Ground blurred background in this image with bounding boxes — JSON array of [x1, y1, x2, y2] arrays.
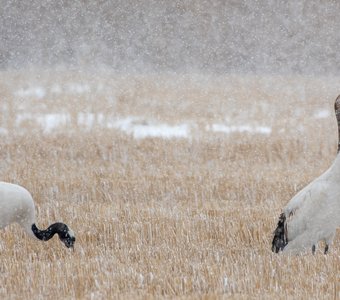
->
[[1, 0, 340, 75], [1, 0, 340, 141]]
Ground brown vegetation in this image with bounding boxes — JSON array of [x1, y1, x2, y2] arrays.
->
[[0, 71, 339, 299]]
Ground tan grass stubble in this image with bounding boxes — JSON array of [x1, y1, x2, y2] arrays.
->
[[0, 74, 339, 299], [0, 131, 338, 299]]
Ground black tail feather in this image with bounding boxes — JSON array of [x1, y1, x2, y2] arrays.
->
[[272, 213, 287, 253]]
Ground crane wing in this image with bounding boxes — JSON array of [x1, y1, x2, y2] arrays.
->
[[284, 178, 329, 242]]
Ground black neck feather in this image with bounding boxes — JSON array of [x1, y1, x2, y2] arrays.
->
[[334, 95, 340, 153], [272, 213, 287, 253], [31, 223, 68, 241]]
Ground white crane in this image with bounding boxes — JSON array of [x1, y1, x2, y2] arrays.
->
[[272, 96, 340, 254], [0, 182, 75, 249]]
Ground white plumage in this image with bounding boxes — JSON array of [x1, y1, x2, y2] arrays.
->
[[283, 156, 340, 253], [272, 96, 340, 254], [0, 181, 75, 249], [0, 182, 36, 235]]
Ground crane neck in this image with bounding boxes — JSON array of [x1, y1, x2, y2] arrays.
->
[[335, 95, 340, 153], [31, 223, 67, 241]]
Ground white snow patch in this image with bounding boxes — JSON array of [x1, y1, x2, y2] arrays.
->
[[132, 123, 189, 139], [112, 117, 189, 139], [50, 84, 62, 94], [66, 83, 91, 94], [209, 124, 272, 135], [16, 113, 70, 133], [0, 127, 8, 135], [14, 87, 46, 99], [77, 112, 96, 128], [77, 113, 106, 129], [36, 114, 70, 133], [314, 109, 330, 119], [14, 83, 92, 98], [12, 112, 274, 139]]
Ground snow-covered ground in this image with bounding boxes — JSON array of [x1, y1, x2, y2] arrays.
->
[[12, 112, 273, 139], [208, 124, 272, 135], [8, 84, 330, 139], [110, 117, 190, 139], [14, 84, 92, 98]]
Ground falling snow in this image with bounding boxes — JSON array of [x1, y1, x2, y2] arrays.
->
[[0, 1, 340, 299]]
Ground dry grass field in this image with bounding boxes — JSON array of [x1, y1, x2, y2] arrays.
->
[[0, 70, 339, 299]]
